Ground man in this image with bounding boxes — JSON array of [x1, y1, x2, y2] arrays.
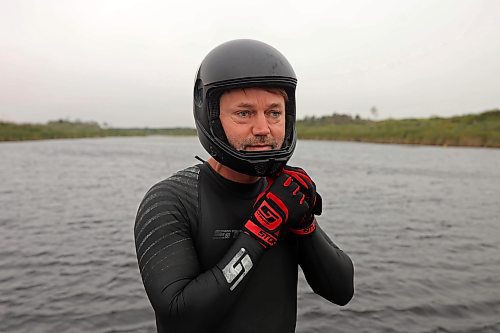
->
[[134, 39, 354, 333]]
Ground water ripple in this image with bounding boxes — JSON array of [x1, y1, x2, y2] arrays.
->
[[1, 137, 500, 332]]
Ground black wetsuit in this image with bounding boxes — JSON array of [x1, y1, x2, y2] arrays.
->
[[134, 162, 354, 333]]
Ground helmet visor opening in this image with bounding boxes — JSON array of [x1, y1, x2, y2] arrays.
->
[[207, 87, 295, 155]]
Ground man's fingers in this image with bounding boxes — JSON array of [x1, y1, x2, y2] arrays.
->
[[283, 169, 309, 188]]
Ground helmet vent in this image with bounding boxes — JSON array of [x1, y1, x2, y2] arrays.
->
[[194, 79, 204, 107], [254, 163, 267, 176]]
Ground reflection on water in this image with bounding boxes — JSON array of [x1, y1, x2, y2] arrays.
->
[[1, 137, 499, 332]]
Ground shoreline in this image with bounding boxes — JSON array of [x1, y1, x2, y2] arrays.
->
[[1, 109, 499, 148], [1, 135, 498, 149]]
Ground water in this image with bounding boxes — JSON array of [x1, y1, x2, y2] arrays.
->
[[1, 137, 499, 333]]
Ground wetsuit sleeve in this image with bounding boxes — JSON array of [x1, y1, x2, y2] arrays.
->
[[134, 169, 265, 332], [297, 221, 354, 306]]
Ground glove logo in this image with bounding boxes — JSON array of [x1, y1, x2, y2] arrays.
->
[[222, 248, 253, 291], [254, 200, 281, 231]]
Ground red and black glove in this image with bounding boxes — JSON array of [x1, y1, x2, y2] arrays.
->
[[243, 173, 309, 248], [281, 165, 322, 235]]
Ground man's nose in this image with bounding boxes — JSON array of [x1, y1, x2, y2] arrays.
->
[[251, 112, 271, 136]]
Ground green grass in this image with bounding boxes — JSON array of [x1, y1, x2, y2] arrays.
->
[[1, 110, 499, 147], [296, 109, 500, 148], [0, 120, 196, 142]]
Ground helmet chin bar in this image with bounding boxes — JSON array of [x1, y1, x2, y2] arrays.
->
[[196, 118, 295, 176], [211, 115, 296, 176]]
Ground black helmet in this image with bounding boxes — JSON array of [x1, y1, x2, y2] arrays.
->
[[193, 39, 297, 176]]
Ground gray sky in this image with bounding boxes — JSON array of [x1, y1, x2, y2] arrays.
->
[[1, 0, 499, 128]]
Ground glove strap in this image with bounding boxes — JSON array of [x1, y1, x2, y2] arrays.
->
[[289, 218, 317, 236], [244, 220, 278, 248]]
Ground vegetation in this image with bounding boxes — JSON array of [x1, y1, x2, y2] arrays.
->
[[296, 109, 500, 148], [0, 119, 196, 141], [1, 110, 499, 148]]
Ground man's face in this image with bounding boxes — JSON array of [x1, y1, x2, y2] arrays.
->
[[219, 88, 286, 152]]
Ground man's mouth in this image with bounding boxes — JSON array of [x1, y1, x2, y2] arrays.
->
[[244, 145, 274, 151]]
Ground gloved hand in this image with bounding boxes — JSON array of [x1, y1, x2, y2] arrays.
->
[[243, 173, 309, 248], [281, 165, 322, 235]]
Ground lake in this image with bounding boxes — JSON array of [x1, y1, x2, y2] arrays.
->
[[1, 137, 499, 333]]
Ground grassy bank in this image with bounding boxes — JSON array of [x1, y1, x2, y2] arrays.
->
[[0, 120, 196, 142], [1, 110, 499, 147], [296, 109, 500, 148]]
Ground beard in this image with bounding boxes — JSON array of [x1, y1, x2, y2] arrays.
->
[[227, 135, 284, 151]]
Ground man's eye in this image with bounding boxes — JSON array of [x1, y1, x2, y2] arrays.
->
[[269, 110, 282, 118], [237, 111, 250, 117]]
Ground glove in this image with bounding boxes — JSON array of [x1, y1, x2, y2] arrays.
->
[[281, 165, 322, 235], [243, 173, 309, 248]]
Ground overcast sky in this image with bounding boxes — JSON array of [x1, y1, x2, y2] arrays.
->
[[1, 0, 499, 128]]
